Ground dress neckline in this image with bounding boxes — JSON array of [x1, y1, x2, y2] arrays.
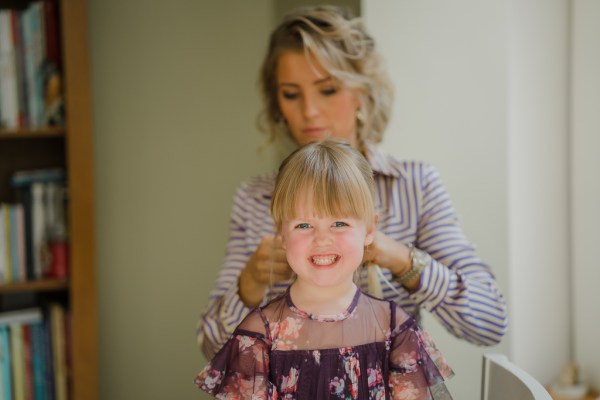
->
[[285, 286, 361, 322]]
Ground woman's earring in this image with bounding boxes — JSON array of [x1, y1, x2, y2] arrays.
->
[[356, 108, 365, 124]]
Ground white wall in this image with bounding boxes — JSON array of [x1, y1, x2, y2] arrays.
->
[[571, 0, 600, 390], [363, 2, 509, 399], [507, 0, 571, 384], [367, 0, 600, 396]]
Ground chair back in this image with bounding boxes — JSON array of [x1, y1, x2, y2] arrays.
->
[[482, 353, 553, 400]]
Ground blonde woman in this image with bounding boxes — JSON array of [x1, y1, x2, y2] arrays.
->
[[197, 6, 507, 359]]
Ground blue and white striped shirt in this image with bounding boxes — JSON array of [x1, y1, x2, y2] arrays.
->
[[197, 146, 508, 358]]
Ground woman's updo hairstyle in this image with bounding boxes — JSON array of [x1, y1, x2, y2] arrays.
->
[[259, 6, 394, 152]]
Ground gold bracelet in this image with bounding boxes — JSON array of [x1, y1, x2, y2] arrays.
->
[[398, 244, 429, 285]]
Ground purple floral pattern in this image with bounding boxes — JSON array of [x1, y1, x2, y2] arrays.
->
[[195, 289, 453, 399]]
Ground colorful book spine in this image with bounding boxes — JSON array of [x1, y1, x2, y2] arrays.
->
[[1, 204, 12, 283], [0, 206, 6, 283], [22, 325, 34, 400], [16, 205, 27, 282], [31, 182, 45, 279], [10, 324, 25, 400], [41, 315, 55, 400], [0, 10, 19, 129], [50, 303, 67, 400], [0, 326, 13, 400], [30, 322, 47, 400]]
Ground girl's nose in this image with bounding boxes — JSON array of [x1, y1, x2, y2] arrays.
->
[[313, 230, 332, 246]]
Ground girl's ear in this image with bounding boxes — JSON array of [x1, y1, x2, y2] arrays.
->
[[364, 213, 379, 246]]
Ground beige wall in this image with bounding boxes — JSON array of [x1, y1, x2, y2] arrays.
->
[[89, 1, 364, 399], [89, 1, 277, 399]]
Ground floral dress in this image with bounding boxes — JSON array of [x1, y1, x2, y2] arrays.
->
[[195, 288, 454, 399]]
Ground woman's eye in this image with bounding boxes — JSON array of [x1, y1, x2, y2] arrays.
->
[[333, 221, 348, 227], [321, 87, 337, 96], [282, 91, 299, 100]]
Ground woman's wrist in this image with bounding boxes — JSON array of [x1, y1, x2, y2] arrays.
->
[[386, 245, 412, 277], [396, 244, 429, 289]]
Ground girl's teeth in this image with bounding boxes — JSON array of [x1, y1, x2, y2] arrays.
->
[[312, 256, 337, 265]]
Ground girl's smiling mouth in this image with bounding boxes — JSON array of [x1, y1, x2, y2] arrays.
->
[[310, 254, 339, 266]]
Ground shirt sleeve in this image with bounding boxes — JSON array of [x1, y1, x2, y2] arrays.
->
[[408, 163, 508, 346], [194, 328, 272, 399], [388, 310, 454, 400], [196, 181, 262, 359]]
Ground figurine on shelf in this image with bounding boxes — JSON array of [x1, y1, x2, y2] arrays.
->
[[549, 361, 590, 400], [42, 61, 65, 127]]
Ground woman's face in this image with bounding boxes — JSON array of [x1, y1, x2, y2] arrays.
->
[[276, 51, 360, 148]]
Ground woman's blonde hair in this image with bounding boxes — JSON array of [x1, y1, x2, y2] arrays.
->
[[259, 5, 394, 151], [271, 139, 375, 232]]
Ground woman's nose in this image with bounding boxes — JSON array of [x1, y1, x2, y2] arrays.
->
[[302, 96, 319, 118]]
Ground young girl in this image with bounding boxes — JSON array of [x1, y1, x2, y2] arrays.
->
[[194, 139, 454, 399]]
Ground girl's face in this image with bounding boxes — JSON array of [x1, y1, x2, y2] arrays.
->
[[276, 51, 361, 148], [280, 191, 375, 290]]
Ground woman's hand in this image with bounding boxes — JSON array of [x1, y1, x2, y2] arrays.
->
[[239, 235, 292, 308], [364, 231, 412, 277]]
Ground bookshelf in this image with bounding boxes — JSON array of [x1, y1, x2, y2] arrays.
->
[[0, 0, 97, 399]]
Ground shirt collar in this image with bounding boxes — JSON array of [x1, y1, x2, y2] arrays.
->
[[364, 143, 404, 178]]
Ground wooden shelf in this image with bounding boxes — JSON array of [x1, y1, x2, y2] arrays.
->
[[0, 127, 66, 139], [0, 278, 69, 293], [0, 0, 98, 398]]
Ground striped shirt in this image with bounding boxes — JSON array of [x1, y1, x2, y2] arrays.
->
[[197, 146, 508, 358]]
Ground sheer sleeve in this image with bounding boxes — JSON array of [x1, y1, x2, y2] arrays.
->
[[388, 307, 454, 400], [194, 328, 273, 399]]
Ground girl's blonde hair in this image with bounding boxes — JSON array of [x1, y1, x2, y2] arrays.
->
[[259, 5, 394, 152], [271, 139, 375, 231], [271, 139, 387, 296]]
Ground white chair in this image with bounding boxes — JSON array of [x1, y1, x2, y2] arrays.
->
[[482, 353, 553, 400]]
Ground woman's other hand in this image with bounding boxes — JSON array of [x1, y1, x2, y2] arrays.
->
[[364, 231, 414, 282], [239, 235, 292, 307]]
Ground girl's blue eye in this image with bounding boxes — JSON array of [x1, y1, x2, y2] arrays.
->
[[296, 223, 311, 229], [333, 221, 348, 227]]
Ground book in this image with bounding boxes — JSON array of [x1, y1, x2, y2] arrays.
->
[[15, 205, 27, 282], [2, 205, 13, 283], [0, 308, 43, 328], [44, 182, 68, 278], [0, 326, 12, 400], [21, 2, 46, 128], [11, 168, 66, 188], [30, 322, 47, 400], [9, 204, 26, 282], [49, 303, 67, 400], [31, 182, 46, 279], [10, 324, 25, 400], [0, 205, 7, 283], [0, 10, 20, 129], [11, 168, 68, 280], [22, 325, 34, 400], [11, 9, 27, 128], [41, 316, 54, 400]]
